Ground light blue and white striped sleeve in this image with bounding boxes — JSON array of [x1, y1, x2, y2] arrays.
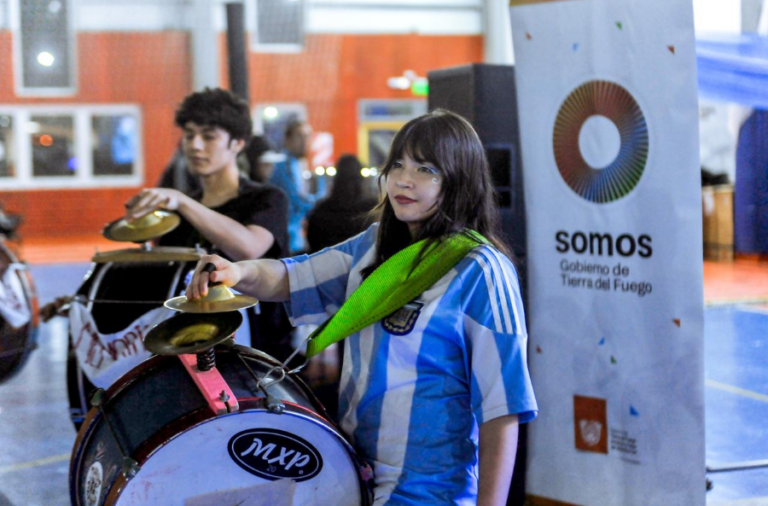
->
[[461, 245, 538, 425], [282, 226, 377, 327]]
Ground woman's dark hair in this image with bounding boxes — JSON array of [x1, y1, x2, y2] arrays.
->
[[361, 109, 511, 278], [174, 88, 253, 142], [243, 135, 272, 182], [329, 154, 365, 201]]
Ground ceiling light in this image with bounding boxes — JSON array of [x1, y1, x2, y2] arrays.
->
[[37, 52, 55, 67]]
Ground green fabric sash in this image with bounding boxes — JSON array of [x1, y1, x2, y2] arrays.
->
[[305, 231, 488, 357]]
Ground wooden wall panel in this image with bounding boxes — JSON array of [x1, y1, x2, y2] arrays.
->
[[2, 31, 481, 240]]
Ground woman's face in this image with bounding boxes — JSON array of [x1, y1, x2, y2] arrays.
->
[[386, 151, 442, 235]]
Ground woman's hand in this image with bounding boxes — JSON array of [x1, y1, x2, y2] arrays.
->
[[124, 188, 184, 220], [186, 254, 243, 299]]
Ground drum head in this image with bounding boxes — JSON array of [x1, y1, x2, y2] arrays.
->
[[117, 408, 365, 506], [70, 351, 371, 506]]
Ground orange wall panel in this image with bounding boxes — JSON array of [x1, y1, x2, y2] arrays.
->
[[236, 34, 483, 156], [3, 31, 481, 240], [0, 31, 192, 239]]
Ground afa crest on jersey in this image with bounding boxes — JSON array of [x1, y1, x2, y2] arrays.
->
[[381, 301, 424, 336]]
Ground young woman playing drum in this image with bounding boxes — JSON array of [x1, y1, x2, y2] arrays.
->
[[187, 109, 538, 505]]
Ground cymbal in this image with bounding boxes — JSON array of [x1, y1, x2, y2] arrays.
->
[[164, 284, 258, 314], [144, 311, 243, 356], [102, 211, 181, 242]]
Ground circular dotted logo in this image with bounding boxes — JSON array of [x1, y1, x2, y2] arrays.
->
[[553, 80, 649, 203]]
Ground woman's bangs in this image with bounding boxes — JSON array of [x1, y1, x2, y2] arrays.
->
[[402, 121, 442, 168]]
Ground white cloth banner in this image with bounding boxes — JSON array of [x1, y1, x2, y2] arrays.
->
[[70, 302, 252, 389], [70, 302, 172, 388], [509, 1, 705, 505], [0, 264, 31, 329]]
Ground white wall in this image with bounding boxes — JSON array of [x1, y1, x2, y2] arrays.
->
[[693, 0, 741, 34], [0, 0, 482, 34], [306, 0, 482, 34], [0, 1, 757, 36]]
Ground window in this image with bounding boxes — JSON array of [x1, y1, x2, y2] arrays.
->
[[12, 0, 77, 95], [30, 114, 75, 177], [0, 115, 16, 178], [362, 126, 399, 169], [92, 115, 138, 176], [357, 100, 426, 167], [254, 103, 307, 152], [0, 105, 142, 189], [251, 0, 305, 52]]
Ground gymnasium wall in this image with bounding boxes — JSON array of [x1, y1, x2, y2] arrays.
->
[[1, 31, 482, 240], [0, 31, 191, 239]]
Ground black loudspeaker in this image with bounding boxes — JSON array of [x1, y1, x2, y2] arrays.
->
[[428, 63, 528, 506], [427, 64, 526, 272]]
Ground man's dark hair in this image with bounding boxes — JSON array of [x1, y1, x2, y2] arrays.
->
[[175, 88, 253, 141]]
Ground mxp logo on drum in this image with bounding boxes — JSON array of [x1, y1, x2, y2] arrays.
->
[[228, 428, 323, 481]]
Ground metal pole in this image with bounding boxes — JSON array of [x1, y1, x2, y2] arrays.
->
[[225, 2, 250, 102]]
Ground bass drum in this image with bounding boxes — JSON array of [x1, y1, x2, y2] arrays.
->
[[0, 236, 39, 383], [67, 247, 201, 429], [70, 345, 373, 505]]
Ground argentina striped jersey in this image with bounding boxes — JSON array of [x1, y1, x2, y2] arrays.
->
[[283, 224, 537, 505]]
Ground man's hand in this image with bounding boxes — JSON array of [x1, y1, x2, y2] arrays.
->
[[124, 188, 184, 220], [39, 295, 73, 322]]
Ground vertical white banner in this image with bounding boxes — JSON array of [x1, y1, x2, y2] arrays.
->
[[509, 1, 705, 505]]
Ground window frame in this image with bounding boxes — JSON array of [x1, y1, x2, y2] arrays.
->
[[10, 0, 78, 97], [0, 104, 144, 190], [357, 99, 427, 166], [247, 0, 307, 54]]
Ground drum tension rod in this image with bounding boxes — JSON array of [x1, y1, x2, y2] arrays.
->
[[219, 390, 233, 412], [90, 389, 141, 480], [233, 351, 286, 415]]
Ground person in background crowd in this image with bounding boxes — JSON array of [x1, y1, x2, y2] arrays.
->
[[186, 109, 538, 505], [306, 154, 378, 253], [243, 135, 286, 184], [302, 154, 379, 418], [269, 120, 323, 253], [125, 87, 293, 361]]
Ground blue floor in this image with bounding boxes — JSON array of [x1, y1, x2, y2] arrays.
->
[[704, 306, 768, 506], [1, 264, 767, 505], [0, 263, 90, 506]]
